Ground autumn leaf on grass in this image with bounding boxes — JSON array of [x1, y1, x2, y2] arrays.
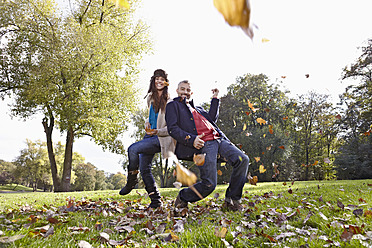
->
[[259, 165, 266, 173], [247, 99, 259, 112], [107, 0, 130, 9], [213, 0, 254, 39], [214, 227, 228, 238], [193, 153, 205, 166], [337, 200, 345, 210], [256, 118, 266, 125], [247, 172, 258, 186]]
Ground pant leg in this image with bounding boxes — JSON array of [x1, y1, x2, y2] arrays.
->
[[138, 137, 161, 203], [217, 138, 249, 201], [127, 134, 160, 172], [179, 140, 218, 203]]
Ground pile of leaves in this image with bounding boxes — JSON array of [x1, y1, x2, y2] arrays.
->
[[0, 181, 371, 247]]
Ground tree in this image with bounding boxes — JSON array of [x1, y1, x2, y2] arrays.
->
[[73, 162, 96, 191], [291, 92, 337, 180], [13, 139, 51, 191], [217, 74, 294, 182], [95, 169, 108, 190], [0, 0, 151, 191], [335, 39, 372, 179], [0, 160, 16, 185], [110, 172, 126, 190]]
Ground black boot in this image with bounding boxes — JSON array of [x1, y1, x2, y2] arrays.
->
[[147, 188, 162, 209], [119, 171, 138, 195]]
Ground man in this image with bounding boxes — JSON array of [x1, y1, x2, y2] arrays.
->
[[165, 80, 249, 211]]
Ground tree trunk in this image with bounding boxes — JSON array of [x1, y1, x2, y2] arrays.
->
[[61, 126, 74, 192], [42, 115, 62, 192]]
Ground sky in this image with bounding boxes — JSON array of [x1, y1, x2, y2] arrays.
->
[[1, 0, 372, 174]]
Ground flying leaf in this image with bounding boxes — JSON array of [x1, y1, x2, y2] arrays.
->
[[259, 165, 266, 173], [175, 161, 197, 186], [233, 120, 236, 127], [243, 123, 247, 131], [278, 145, 285, 149], [264, 108, 270, 112], [272, 163, 280, 178], [164, 81, 169, 87], [305, 74, 310, 78], [269, 129, 273, 134], [256, 118, 266, 125], [261, 38, 270, 43], [266, 144, 273, 150], [245, 111, 250, 116], [254, 157, 260, 162], [313, 161, 318, 166], [281, 76, 287, 79], [217, 170, 223, 176], [107, 0, 130, 9], [283, 116, 289, 120], [335, 114, 341, 119], [247, 99, 259, 112], [324, 157, 331, 164], [213, 0, 253, 38], [193, 153, 206, 166], [247, 172, 258, 185]]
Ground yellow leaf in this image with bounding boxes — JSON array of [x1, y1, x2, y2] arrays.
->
[[254, 157, 260, 162], [262, 38, 270, 43], [243, 123, 247, 131], [221, 162, 226, 167], [247, 172, 258, 186], [175, 161, 197, 186], [256, 118, 267, 125], [247, 99, 259, 112], [233, 120, 236, 127], [107, 0, 130, 9], [214, 227, 227, 238], [259, 164, 266, 173], [263, 134, 266, 138], [213, 0, 253, 38]]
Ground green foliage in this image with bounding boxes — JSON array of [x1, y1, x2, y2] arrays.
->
[[0, 0, 151, 191], [217, 74, 294, 182], [335, 39, 372, 179]]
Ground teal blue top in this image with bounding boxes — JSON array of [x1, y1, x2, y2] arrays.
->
[[148, 103, 158, 129]]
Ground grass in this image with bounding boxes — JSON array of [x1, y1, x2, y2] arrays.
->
[[0, 184, 36, 192], [0, 179, 371, 247]]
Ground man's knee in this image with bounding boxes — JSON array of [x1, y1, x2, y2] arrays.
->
[[202, 181, 217, 195]]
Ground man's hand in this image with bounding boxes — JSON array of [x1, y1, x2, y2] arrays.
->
[[212, 88, 219, 98], [193, 133, 205, 149]]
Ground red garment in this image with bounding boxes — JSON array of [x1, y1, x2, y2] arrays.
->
[[190, 107, 219, 141]]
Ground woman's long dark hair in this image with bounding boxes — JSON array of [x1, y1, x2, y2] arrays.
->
[[145, 69, 169, 113]]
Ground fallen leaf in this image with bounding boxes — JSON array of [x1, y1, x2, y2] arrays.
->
[[214, 227, 228, 238], [78, 240, 92, 248], [0, 235, 26, 243], [341, 229, 353, 242]]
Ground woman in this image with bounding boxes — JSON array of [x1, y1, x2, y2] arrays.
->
[[119, 69, 175, 209]]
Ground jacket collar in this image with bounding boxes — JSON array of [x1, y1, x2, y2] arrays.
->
[[173, 97, 195, 108]]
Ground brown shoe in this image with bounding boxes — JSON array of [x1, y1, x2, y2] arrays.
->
[[174, 194, 188, 209], [222, 199, 243, 212]]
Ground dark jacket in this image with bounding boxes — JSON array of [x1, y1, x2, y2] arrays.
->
[[165, 96, 228, 160]]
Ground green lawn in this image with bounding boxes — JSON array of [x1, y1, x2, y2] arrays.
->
[[0, 184, 36, 192], [0, 180, 371, 247]]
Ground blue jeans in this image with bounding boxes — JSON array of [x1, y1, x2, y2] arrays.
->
[[179, 138, 249, 203], [127, 134, 161, 202]]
